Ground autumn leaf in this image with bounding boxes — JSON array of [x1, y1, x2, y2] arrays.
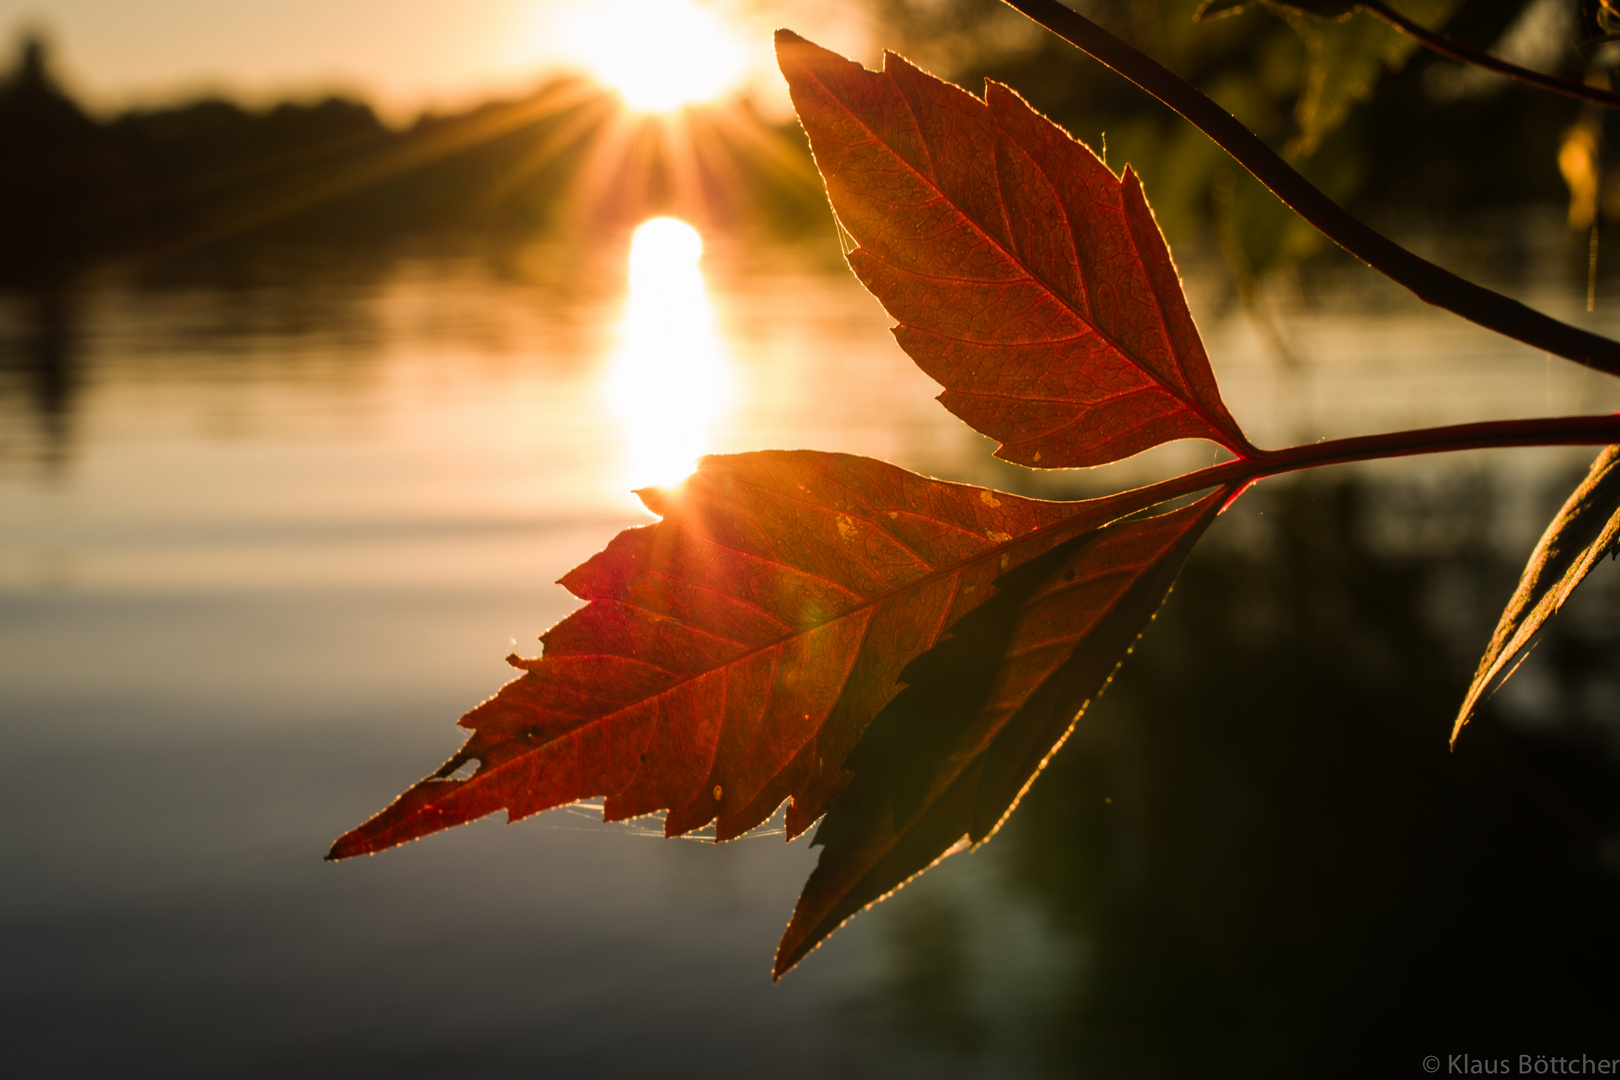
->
[[329, 451, 1199, 860], [776, 31, 1255, 469], [1453, 444, 1620, 741], [775, 489, 1229, 977]]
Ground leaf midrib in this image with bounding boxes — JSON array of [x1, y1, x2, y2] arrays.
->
[[431, 487, 1109, 826]]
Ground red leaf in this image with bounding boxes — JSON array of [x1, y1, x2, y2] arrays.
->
[[774, 489, 1228, 977], [776, 31, 1253, 469], [329, 451, 1175, 860]]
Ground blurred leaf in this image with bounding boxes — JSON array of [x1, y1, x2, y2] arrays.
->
[[776, 490, 1228, 977], [1454, 445, 1620, 740], [776, 30, 1255, 468], [1194, 0, 1455, 156], [1283, 0, 1461, 153]]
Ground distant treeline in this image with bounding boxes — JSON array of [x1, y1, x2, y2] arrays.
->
[[0, 37, 826, 288], [3, 0, 1597, 291]]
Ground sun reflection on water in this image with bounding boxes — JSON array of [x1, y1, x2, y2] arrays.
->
[[605, 217, 730, 502]]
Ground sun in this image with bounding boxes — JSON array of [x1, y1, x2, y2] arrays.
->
[[555, 0, 751, 113]]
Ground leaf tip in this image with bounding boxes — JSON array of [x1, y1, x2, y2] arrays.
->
[[633, 485, 671, 517], [772, 933, 816, 981], [773, 28, 820, 74], [325, 831, 366, 862], [1448, 710, 1472, 750]]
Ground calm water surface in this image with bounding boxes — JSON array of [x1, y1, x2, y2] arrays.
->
[[4, 215, 1620, 1076]]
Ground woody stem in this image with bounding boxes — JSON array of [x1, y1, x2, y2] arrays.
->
[[1106, 415, 1620, 516]]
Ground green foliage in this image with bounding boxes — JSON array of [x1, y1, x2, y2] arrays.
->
[[1279, 0, 1462, 153]]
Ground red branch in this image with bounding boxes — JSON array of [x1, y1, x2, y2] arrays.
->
[[1080, 415, 1620, 524]]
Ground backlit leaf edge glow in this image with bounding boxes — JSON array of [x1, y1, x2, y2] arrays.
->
[[330, 30, 1620, 978], [1451, 445, 1620, 741]]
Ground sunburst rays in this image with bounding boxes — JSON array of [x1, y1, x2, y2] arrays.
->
[[126, 69, 818, 268]]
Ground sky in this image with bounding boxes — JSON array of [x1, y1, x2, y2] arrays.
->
[[0, 0, 876, 122]]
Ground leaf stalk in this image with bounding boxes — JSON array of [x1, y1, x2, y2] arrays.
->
[[1088, 415, 1620, 523]]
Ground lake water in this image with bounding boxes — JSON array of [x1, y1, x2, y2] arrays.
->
[[4, 214, 1620, 1076]]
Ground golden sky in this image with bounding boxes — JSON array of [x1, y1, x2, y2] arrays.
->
[[1, 0, 875, 121]]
